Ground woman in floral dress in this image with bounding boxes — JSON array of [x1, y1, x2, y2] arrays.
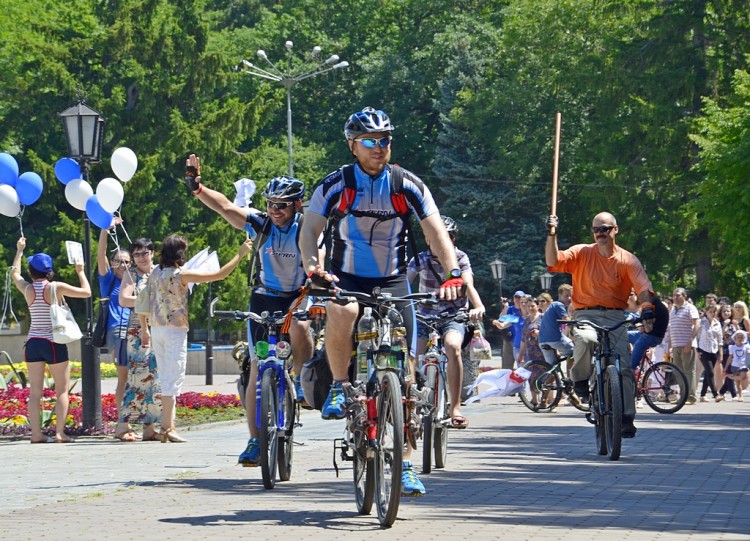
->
[[517, 297, 544, 365], [114, 238, 161, 442]]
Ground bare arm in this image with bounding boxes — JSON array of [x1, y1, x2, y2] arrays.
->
[[55, 262, 92, 298], [119, 269, 137, 308], [421, 213, 459, 274], [462, 272, 485, 321], [300, 212, 329, 274], [194, 185, 252, 231], [11, 238, 31, 299], [545, 214, 560, 266], [179, 239, 253, 285]]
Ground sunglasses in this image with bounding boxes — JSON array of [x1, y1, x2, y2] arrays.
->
[[591, 225, 615, 234], [267, 200, 294, 210], [113, 259, 131, 266], [357, 137, 392, 149]]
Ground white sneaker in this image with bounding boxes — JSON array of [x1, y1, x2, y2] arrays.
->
[[700, 396, 709, 402], [635, 398, 645, 409]]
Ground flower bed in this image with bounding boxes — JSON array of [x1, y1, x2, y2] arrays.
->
[[0, 384, 242, 437], [0, 361, 120, 380]]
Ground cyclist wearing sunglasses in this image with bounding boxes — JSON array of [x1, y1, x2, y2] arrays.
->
[[184, 154, 319, 466], [545, 212, 654, 438], [299, 107, 464, 496]]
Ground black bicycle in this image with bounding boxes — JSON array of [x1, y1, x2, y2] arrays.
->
[[563, 317, 634, 461], [415, 311, 469, 473], [519, 347, 590, 414]]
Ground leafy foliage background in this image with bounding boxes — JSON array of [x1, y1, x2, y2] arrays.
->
[[1, 0, 749, 333]]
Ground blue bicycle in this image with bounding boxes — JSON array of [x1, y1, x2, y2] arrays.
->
[[212, 307, 298, 489]]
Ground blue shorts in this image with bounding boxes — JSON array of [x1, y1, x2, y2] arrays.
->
[[105, 326, 129, 367], [25, 338, 69, 364], [416, 319, 465, 342]]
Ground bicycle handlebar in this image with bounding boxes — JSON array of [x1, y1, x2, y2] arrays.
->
[[558, 316, 642, 333], [310, 287, 437, 307], [212, 309, 309, 326]]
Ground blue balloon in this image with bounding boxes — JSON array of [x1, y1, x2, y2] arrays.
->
[[54, 158, 81, 185], [16, 172, 44, 205], [0, 153, 19, 187], [85, 195, 114, 229]]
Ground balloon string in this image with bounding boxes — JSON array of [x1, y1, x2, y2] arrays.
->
[[17, 206, 24, 238], [116, 210, 133, 246]]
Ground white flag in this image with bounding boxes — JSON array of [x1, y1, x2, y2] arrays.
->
[[233, 178, 257, 208]]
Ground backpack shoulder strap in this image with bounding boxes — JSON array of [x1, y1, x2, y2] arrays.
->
[[389, 164, 420, 269], [319, 165, 357, 249], [247, 216, 272, 288]]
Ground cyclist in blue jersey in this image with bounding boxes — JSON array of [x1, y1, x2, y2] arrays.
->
[[184, 154, 317, 466], [299, 107, 465, 496]]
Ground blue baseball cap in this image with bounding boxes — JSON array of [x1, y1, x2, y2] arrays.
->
[[513, 290, 525, 297], [27, 253, 53, 274]]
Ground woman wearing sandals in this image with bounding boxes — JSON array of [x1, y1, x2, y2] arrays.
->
[[113, 238, 162, 442], [137, 234, 253, 443], [10, 237, 91, 443]]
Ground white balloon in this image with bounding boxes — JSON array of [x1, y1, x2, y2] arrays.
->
[[0, 184, 20, 217], [111, 147, 138, 183], [65, 179, 94, 211], [96, 177, 125, 213]]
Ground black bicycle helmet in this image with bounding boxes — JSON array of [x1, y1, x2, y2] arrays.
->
[[343, 107, 395, 140], [441, 215, 458, 234], [261, 175, 305, 201]]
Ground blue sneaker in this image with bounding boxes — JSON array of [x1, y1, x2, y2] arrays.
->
[[238, 437, 260, 467], [401, 461, 426, 496], [294, 376, 308, 406], [321, 382, 346, 420]]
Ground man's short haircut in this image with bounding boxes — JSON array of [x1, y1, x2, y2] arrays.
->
[[558, 283, 573, 295]]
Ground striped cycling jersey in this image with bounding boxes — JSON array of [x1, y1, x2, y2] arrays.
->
[[307, 163, 438, 278], [244, 211, 306, 295], [28, 281, 53, 340]]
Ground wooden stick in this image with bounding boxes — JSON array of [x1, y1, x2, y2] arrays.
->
[[550, 112, 562, 235]]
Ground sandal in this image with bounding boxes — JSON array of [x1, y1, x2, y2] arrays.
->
[[31, 436, 54, 444], [55, 434, 73, 443], [450, 416, 469, 429], [115, 430, 139, 442], [142, 431, 161, 441]]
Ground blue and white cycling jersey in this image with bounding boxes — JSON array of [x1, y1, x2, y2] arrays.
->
[[244, 211, 306, 295], [307, 163, 438, 278]]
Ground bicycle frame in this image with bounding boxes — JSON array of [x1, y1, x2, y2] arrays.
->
[[255, 322, 290, 430]]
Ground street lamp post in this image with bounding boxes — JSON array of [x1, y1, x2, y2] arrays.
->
[[539, 271, 554, 293], [239, 41, 348, 176], [490, 258, 507, 300], [59, 100, 105, 430]]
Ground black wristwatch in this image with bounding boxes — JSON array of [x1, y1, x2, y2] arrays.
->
[[448, 268, 461, 279]]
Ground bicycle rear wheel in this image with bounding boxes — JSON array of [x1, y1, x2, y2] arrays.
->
[[259, 369, 279, 489], [421, 414, 433, 474], [604, 365, 622, 461], [375, 371, 403, 528], [277, 371, 296, 482], [642, 362, 689, 414], [519, 361, 561, 413], [353, 425, 375, 515], [591, 377, 607, 456]]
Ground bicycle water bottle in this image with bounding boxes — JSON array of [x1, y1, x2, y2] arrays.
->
[[356, 307, 376, 381]]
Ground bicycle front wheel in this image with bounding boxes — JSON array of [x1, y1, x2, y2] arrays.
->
[[277, 371, 296, 482], [259, 369, 279, 489], [353, 425, 375, 515], [519, 361, 561, 413], [375, 371, 404, 528], [642, 362, 689, 414], [604, 365, 623, 461], [433, 364, 449, 469]]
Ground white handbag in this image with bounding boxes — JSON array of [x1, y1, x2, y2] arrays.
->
[[49, 282, 83, 344]]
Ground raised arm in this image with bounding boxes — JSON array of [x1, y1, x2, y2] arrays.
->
[[119, 268, 137, 308], [55, 261, 92, 298], [179, 239, 253, 285], [11, 238, 31, 297], [545, 215, 560, 267]]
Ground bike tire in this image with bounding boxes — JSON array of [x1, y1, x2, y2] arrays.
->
[[519, 361, 561, 413], [433, 364, 449, 469], [277, 371, 295, 482], [604, 365, 622, 461], [421, 414, 433, 474], [591, 377, 608, 456], [375, 371, 404, 528], [353, 427, 375, 515], [259, 369, 279, 489], [642, 362, 689, 414]]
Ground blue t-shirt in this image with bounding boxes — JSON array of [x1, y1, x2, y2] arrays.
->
[[506, 305, 524, 348], [539, 300, 569, 343], [244, 212, 306, 295], [98, 270, 130, 332], [307, 163, 438, 277]]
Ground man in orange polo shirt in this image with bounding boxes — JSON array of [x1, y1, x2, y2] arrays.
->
[[545, 212, 654, 438]]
